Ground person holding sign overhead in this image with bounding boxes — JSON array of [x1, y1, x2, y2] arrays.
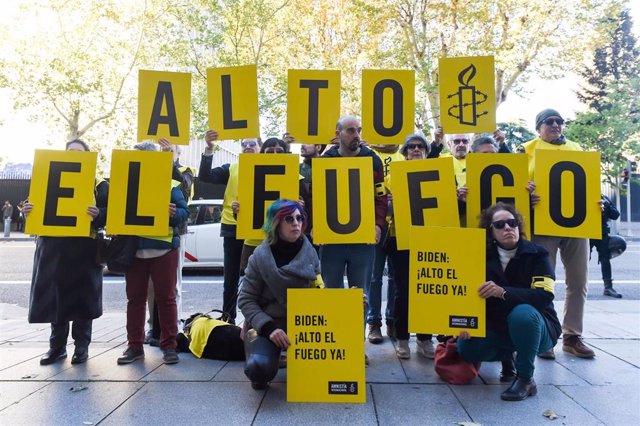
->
[[199, 130, 261, 324], [117, 142, 189, 366], [238, 199, 322, 390], [26, 139, 108, 366], [517, 108, 594, 359], [457, 202, 560, 401]]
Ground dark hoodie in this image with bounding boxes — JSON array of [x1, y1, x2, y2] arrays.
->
[[321, 145, 388, 229]]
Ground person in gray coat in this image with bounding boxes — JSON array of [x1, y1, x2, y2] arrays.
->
[[238, 199, 322, 390]]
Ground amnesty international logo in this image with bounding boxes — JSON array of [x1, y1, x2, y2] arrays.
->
[[439, 56, 496, 133]]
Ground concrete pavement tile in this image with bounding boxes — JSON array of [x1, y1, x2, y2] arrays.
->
[[100, 382, 263, 425], [554, 343, 640, 386], [211, 360, 251, 382], [254, 382, 375, 424], [144, 351, 227, 381], [0, 381, 51, 410], [0, 381, 144, 425], [588, 339, 640, 367], [47, 344, 165, 382], [559, 384, 640, 425], [480, 352, 588, 386], [0, 341, 54, 371], [452, 384, 603, 425], [364, 340, 407, 383], [0, 343, 73, 381], [1, 323, 50, 342], [584, 313, 640, 339], [372, 383, 472, 425]]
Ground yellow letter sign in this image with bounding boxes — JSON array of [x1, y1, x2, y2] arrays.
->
[[26, 150, 97, 237], [137, 70, 191, 144], [106, 150, 173, 236], [287, 288, 365, 403]]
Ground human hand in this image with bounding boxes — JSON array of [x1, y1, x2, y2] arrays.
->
[[283, 133, 295, 144], [375, 225, 382, 244], [458, 330, 471, 340], [493, 129, 506, 146], [204, 130, 219, 148], [22, 202, 33, 217], [456, 187, 468, 202], [158, 138, 172, 152], [269, 328, 290, 349], [232, 201, 240, 215], [87, 206, 99, 220], [478, 280, 506, 299], [434, 126, 443, 145], [169, 203, 176, 217], [525, 180, 536, 194]]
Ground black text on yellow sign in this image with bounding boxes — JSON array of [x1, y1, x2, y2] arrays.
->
[[236, 154, 300, 240], [207, 65, 260, 140], [26, 150, 97, 237], [409, 226, 486, 337], [534, 150, 601, 239], [287, 70, 341, 144], [439, 56, 496, 134], [390, 158, 460, 250], [137, 70, 191, 144], [287, 288, 365, 403], [466, 153, 531, 237], [106, 150, 173, 236], [362, 69, 415, 145], [311, 157, 376, 244]]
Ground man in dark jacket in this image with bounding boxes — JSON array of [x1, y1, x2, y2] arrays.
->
[[319, 116, 388, 290], [590, 195, 622, 298]]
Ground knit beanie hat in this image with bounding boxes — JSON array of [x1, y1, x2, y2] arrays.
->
[[535, 109, 563, 130]]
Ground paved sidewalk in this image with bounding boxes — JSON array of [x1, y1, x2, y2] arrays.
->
[[1, 299, 639, 425]]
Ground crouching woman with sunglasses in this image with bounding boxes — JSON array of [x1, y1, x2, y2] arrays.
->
[[457, 202, 561, 401], [238, 199, 322, 390]]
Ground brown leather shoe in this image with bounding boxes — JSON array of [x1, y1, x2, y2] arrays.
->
[[562, 335, 595, 358], [367, 324, 383, 344], [537, 348, 555, 360]]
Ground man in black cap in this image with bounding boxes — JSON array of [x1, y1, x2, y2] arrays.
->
[[517, 108, 594, 359]]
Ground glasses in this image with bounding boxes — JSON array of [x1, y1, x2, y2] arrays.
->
[[241, 141, 257, 148], [492, 219, 519, 229], [406, 143, 424, 151], [264, 147, 285, 153], [543, 118, 564, 126], [452, 139, 469, 145], [283, 214, 305, 224]]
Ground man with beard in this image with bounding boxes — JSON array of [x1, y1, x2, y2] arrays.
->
[[319, 116, 387, 291], [517, 108, 594, 359]]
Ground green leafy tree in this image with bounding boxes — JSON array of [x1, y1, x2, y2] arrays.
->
[[498, 120, 536, 151]]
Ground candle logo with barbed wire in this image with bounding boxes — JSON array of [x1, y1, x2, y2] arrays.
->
[[447, 64, 488, 126], [439, 56, 496, 133]]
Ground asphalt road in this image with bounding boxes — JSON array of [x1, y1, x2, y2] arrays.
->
[[1, 240, 639, 317]]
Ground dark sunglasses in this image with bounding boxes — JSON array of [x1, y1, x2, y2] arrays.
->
[[492, 219, 519, 229], [283, 214, 305, 224], [453, 139, 469, 145], [241, 141, 257, 148], [406, 143, 424, 151], [543, 118, 564, 126]]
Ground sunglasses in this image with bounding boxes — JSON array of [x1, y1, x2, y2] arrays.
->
[[241, 141, 257, 148], [543, 118, 564, 126], [406, 143, 424, 151], [264, 147, 285, 153], [492, 219, 519, 229], [452, 139, 469, 145], [283, 214, 305, 224]]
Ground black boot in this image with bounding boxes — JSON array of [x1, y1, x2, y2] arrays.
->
[[501, 377, 537, 401], [40, 347, 67, 365], [603, 281, 622, 298], [499, 358, 516, 382]]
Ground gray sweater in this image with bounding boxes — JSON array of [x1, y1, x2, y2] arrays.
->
[[238, 236, 320, 334]]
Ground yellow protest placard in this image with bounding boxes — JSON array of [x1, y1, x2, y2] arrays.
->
[[287, 288, 365, 403], [362, 69, 415, 145], [533, 150, 601, 239], [409, 226, 486, 337], [137, 70, 191, 144], [390, 158, 460, 250], [439, 56, 496, 134], [236, 154, 300, 240], [466, 153, 531, 237], [311, 157, 376, 244], [207, 65, 260, 140], [25, 150, 97, 237], [106, 150, 173, 236], [287, 70, 341, 144]]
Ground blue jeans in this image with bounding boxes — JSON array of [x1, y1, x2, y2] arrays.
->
[[457, 304, 555, 380], [366, 241, 395, 325], [320, 244, 375, 289]]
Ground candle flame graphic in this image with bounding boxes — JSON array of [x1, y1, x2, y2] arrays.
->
[[458, 64, 476, 87]]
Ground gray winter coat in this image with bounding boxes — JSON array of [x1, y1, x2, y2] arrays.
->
[[238, 236, 320, 333]]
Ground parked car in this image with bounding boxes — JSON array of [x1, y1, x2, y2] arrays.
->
[[183, 199, 224, 269]]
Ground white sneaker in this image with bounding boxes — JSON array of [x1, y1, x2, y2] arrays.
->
[[416, 339, 435, 359], [395, 339, 410, 359]]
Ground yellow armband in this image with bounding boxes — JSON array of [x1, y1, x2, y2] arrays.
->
[[531, 276, 555, 294]]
